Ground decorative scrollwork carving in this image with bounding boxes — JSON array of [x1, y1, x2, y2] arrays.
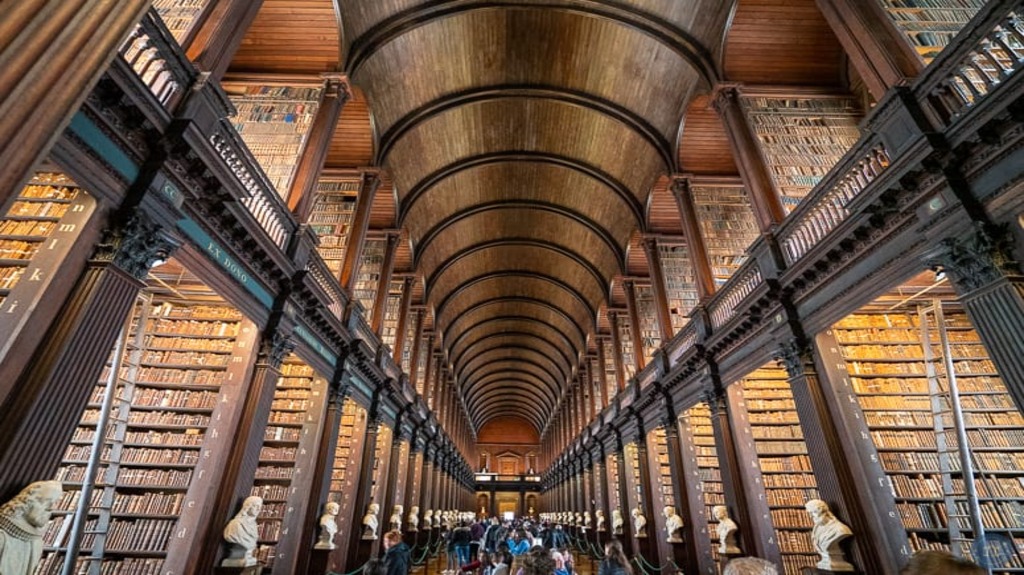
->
[[931, 224, 1020, 293], [93, 210, 179, 280]]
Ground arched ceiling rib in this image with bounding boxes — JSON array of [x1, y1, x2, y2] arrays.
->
[[338, 0, 734, 434]]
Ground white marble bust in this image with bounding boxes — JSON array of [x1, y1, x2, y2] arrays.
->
[[315, 501, 340, 550], [582, 511, 592, 529], [611, 508, 624, 535], [423, 509, 433, 529], [390, 504, 404, 531], [0, 480, 62, 575], [712, 505, 740, 554], [407, 505, 420, 531], [663, 506, 683, 543], [362, 502, 381, 540], [223, 496, 263, 567], [632, 508, 647, 538], [595, 509, 606, 532], [806, 499, 854, 572]]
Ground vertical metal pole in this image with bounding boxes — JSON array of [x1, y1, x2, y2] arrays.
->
[[935, 301, 991, 573], [61, 306, 135, 575]]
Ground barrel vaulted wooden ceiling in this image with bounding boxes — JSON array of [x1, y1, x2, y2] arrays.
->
[[229, 0, 847, 437]]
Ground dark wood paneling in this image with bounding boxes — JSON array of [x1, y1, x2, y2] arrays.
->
[[230, 0, 340, 74]]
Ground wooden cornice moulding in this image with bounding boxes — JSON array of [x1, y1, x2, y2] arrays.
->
[[221, 71, 328, 87]]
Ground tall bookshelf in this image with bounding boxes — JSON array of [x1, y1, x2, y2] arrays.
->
[[607, 452, 623, 525], [649, 428, 675, 510], [741, 95, 862, 212], [832, 305, 1024, 568], [153, 0, 211, 44], [353, 238, 385, 318], [328, 398, 367, 570], [690, 183, 760, 287], [739, 367, 820, 574], [682, 403, 724, 568], [369, 424, 394, 507], [309, 179, 359, 277], [0, 172, 96, 349], [37, 293, 252, 575], [876, 0, 986, 64], [226, 85, 323, 199], [413, 337, 428, 396], [380, 280, 404, 351], [252, 356, 328, 572], [617, 316, 637, 381], [658, 242, 698, 329], [602, 338, 619, 400], [634, 284, 663, 363]]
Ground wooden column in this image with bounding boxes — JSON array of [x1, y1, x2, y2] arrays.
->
[[623, 280, 646, 372], [718, 383, 779, 565], [298, 385, 349, 575], [659, 411, 700, 575], [383, 424, 411, 535], [191, 330, 294, 573], [641, 237, 677, 340], [0, 212, 177, 497], [712, 85, 785, 232], [815, 0, 923, 100], [676, 406, 718, 575], [630, 432, 660, 566], [184, 0, 265, 82], [371, 232, 401, 335], [704, 375, 767, 561], [591, 449, 610, 551], [670, 176, 717, 300], [607, 314, 627, 392], [420, 447, 436, 527], [339, 171, 381, 292], [404, 440, 424, 543], [392, 278, 416, 367], [776, 339, 904, 574], [933, 228, 1024, 415], [0, 0, 151, 214], [289, 77, 351, 220], [348, 403, 383, 568], [612, 436, 633, 543]]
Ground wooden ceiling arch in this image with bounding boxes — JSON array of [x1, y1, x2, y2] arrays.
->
[[469, 373, 560, 411], [449, 318, 577, 368], [442, 297, 589, 354], [332, 0, 735, 435]]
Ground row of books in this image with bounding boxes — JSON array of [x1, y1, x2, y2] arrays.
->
[[144, 318, 240, 336], [0, 239, 41, 260]]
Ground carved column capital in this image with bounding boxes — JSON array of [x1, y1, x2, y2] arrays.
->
[[773, 340, 813, 380], [92, 210, 180, 281], [669, 174, 692, 198], [259, 331, 295, 367], [930, 224, 1020, 293]]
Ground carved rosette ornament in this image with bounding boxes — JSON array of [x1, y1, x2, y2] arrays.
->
[[92, 210, 179, 280], [931, 224, 1020, 293]]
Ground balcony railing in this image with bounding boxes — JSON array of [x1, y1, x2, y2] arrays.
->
[[118, 10, 193, 110], [706, 258, 764, 330]]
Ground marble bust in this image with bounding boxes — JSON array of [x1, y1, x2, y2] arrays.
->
[[423, 509, 433, 529], [806, 499, 854, 572], [611, 508, 624, 535], [595, 509, 606, 532], [582, 511, 592, 529], [0, 480, 62, 575], [712, 505, 740, 554], [631, 508, 647, 538], [407, 506, 420, 531], [315, 501, 340, 550], [362, 502, 381, 540], [390, 505, 404, 531], [663, 506, 683, 543], [223, 496, 263, 567]]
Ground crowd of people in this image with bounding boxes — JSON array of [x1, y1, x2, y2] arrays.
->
[[367, 514, 986, 575]]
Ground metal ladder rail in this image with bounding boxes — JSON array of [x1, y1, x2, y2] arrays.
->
[[921, 302, 992, 573], [68, 295, 150, 575]]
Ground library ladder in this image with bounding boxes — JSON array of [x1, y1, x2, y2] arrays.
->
[[68, 295, 150, 574], [921, 300, 1013, 574]]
